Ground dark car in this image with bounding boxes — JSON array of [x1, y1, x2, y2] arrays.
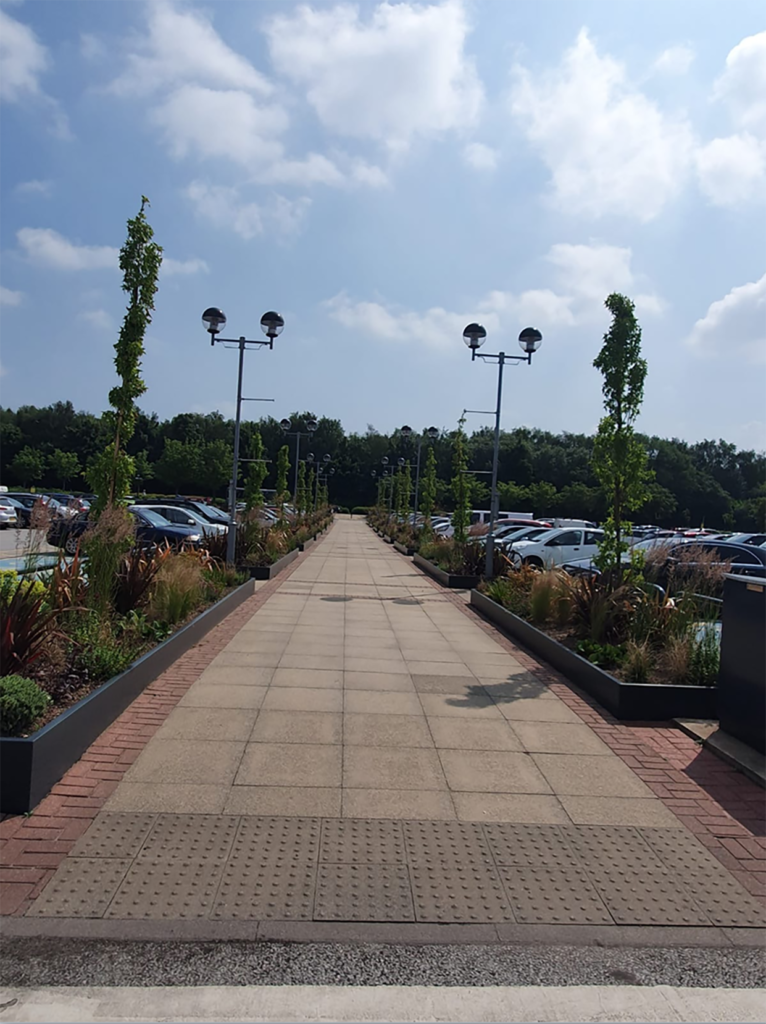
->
[[4, 496, 32, 527], [47, 507, 204, 554]]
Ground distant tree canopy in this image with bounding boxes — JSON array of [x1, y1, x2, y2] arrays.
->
[[0, 402, 763, 530]]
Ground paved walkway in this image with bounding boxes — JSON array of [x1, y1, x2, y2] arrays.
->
[[3, 520, 764, 937]]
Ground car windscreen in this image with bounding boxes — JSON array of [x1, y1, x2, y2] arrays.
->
[[132, 508, 172, 527], [190, 502, 229, 522]]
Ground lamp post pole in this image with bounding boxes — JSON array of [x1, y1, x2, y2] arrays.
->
[[203, 307, 285, 565], [463, 323, 543, 579], [280, 418, 318, 506], [400, 425, 439, 527]]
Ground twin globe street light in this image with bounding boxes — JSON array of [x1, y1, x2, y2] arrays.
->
[[279, 416, 318, 507], [463, 323, 543, 578], [202, 306, 284, 564]]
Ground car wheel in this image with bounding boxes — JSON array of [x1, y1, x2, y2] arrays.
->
[[523, 556, 544, 568], [64, 533, 80, 556], [507, 549, 524, 569]]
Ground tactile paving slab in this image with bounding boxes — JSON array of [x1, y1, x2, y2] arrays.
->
[[106, 857, 225, 919], [320, 819, 406, 864], [498, 864, 613, 925], [27, 859, 131, 918], [71, 813, 156, 859], [409, 862, 515, 923], [484, 823, 576, 867], [640, 828, 766, 928], [314, 863, 414, 921], [403, 821, 494, 867], [562, 825, 660, 872], [233, 816, 321, 865], [139, 814, 239, 862]]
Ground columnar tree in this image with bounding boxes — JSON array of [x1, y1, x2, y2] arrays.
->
[[451, 416, 471, 544], [50, 449, 80, 489], [592, 293, 651, 582], [88, 197, 162, 510], [307, 466, 316, 511], [275, 444, 290, 514], [400, 461, 412, 521], [296, 459, 307, 514], [243, 429, 267, 510], [420, 446, 437, 531]]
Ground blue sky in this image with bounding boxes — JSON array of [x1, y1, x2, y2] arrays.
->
[[1, 0, 764, 449]]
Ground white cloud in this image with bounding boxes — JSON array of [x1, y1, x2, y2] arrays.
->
[[17, 228, 117, 270], [78, 309, 114, 331], [108, 1, 271, 97], [0, 7, 48, 102], [162, 257, 209, 276], [0, 286, 23, 306], [696, 133, 766, 206], [14, 179, 52, 197], [265, 0, 483, 148], [324, 240, 663, 349], [80, 32, 106, 61], [185, 182, 312, 240], [463, 142, 498, 171], [153, 85, 287, 165], [652, 44, 695, 76], [686, 272, 766, 363], [712, 30, 766, 136], [509, 29, 694, 221], [255, 154, 345, 188]]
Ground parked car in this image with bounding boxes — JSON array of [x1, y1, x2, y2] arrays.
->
[[139, 498, 231, 529], [48, 508, 204, 554], [492, 526, 553, 550], [505, 527, 604, 568], [130, 504, 226, 537], [563, 538, 766, 585], [720, 533, 766, 547], [2, 496, 31, 528], [0, 498, 19, 529]]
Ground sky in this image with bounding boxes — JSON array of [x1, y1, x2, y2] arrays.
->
[[1, 0, 765, 450]]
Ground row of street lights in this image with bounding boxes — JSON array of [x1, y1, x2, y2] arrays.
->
[[203, 304, 542, 574]]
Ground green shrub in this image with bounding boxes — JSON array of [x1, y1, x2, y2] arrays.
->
[[623, 640, 652, 684], [151, 554, 203, 625], [576, 639, 626, 668], [688, 624, 720, 686], [352, 506, 370, 515], [0, 675, 51, 736], [68, 613, 142, 681], [0, 570, 46, 607]]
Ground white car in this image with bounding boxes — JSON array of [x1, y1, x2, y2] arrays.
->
[[0, 499, 19, 529], [130, 504, 227, 536], [481, 525, 551, 549], [506, 527, 604, 567]]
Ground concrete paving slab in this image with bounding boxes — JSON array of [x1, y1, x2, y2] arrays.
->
[[341, 789, 456, 821], [494, 697, 582, 723], [260, 687, 343, 712], [560, 796, 684, 827], [235, 743, 342, 788], [156, 707, 258, 742], [509, 722, 614, 756], [343, 713, 434, 748], [178, 684, 268, 709], [223, 787, 342, 817], [428, 718, 522, 751], [344, 746, 447, 791], [280, 653, 344, 670], [420, 693, 503, 719], [250, 710, 342, 745], [411, 675, 484, 694], [343, 671, 415, 691], [270, 668, 343, 688], [197, 665, 275, 687], [344, 656, 408, 674], [123, 740, 246, 786], [343, 690, 423, 716], [439, 750, 553, 794], [104, 784, 230, 814], [533, 754, 655, 798]]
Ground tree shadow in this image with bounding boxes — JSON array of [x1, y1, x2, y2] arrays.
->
[[445, 675, 553, 708]]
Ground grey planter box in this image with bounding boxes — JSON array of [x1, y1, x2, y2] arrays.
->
[[393, 541, 416, 556], [414, 554, 481, 590], [470, 589, 717, 722], [0, 580, 257, 815], [241, 547, 301, 580], [298, 536, 316, 553]]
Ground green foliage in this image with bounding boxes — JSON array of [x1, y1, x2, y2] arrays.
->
[[68, 612, 142, 682], [307, 466, 316, 512], [451, 416, 471, 544], [688, 624, 720, 686], [82, 504, 135, 618], [154, 438, 231, 495], [151, 557, 203, 625], [0, 675, 51, 736], [10, 446, 46, 487], [0, 570, 45, 607], [113, 544, 171, 616], [482, 565, 538, 618], [296, 460, 307, 513], [49, 448, 81, 488], [623, 640, 652, 683], [575, 639, 626, 668], [244, 430, 267, 510], [420, 446, 437, 529], [0, 580, 57, 676], [592, 294, 651, 582], [275, 445, 290, 505], [93, 197, 163, 510]]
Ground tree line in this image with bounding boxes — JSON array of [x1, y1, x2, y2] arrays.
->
[[1, 400, 763, 530]]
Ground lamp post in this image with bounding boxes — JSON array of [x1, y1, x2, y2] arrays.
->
[[463, 323, 542, 578], [280, 416, 318, 506], [400, 424, 439, 526], [203, 307, 284, 565]]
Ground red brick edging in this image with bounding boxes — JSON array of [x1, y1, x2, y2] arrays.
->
[[0, 528, 334, 917]]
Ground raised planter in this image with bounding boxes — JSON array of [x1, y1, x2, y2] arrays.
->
[[298, 536, 316, 553], [718, 574, 766, 753], [0, 580, 257, 815], [383, 535, 394, 545], [414, 553, 481, 590], [240, 546, 301, 580], [393, 541, 416, 557], [470, 589, 717, 722]]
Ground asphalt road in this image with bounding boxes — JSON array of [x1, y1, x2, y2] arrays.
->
[[0, 528, 58, 560], [1, 939, 764, 989]]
